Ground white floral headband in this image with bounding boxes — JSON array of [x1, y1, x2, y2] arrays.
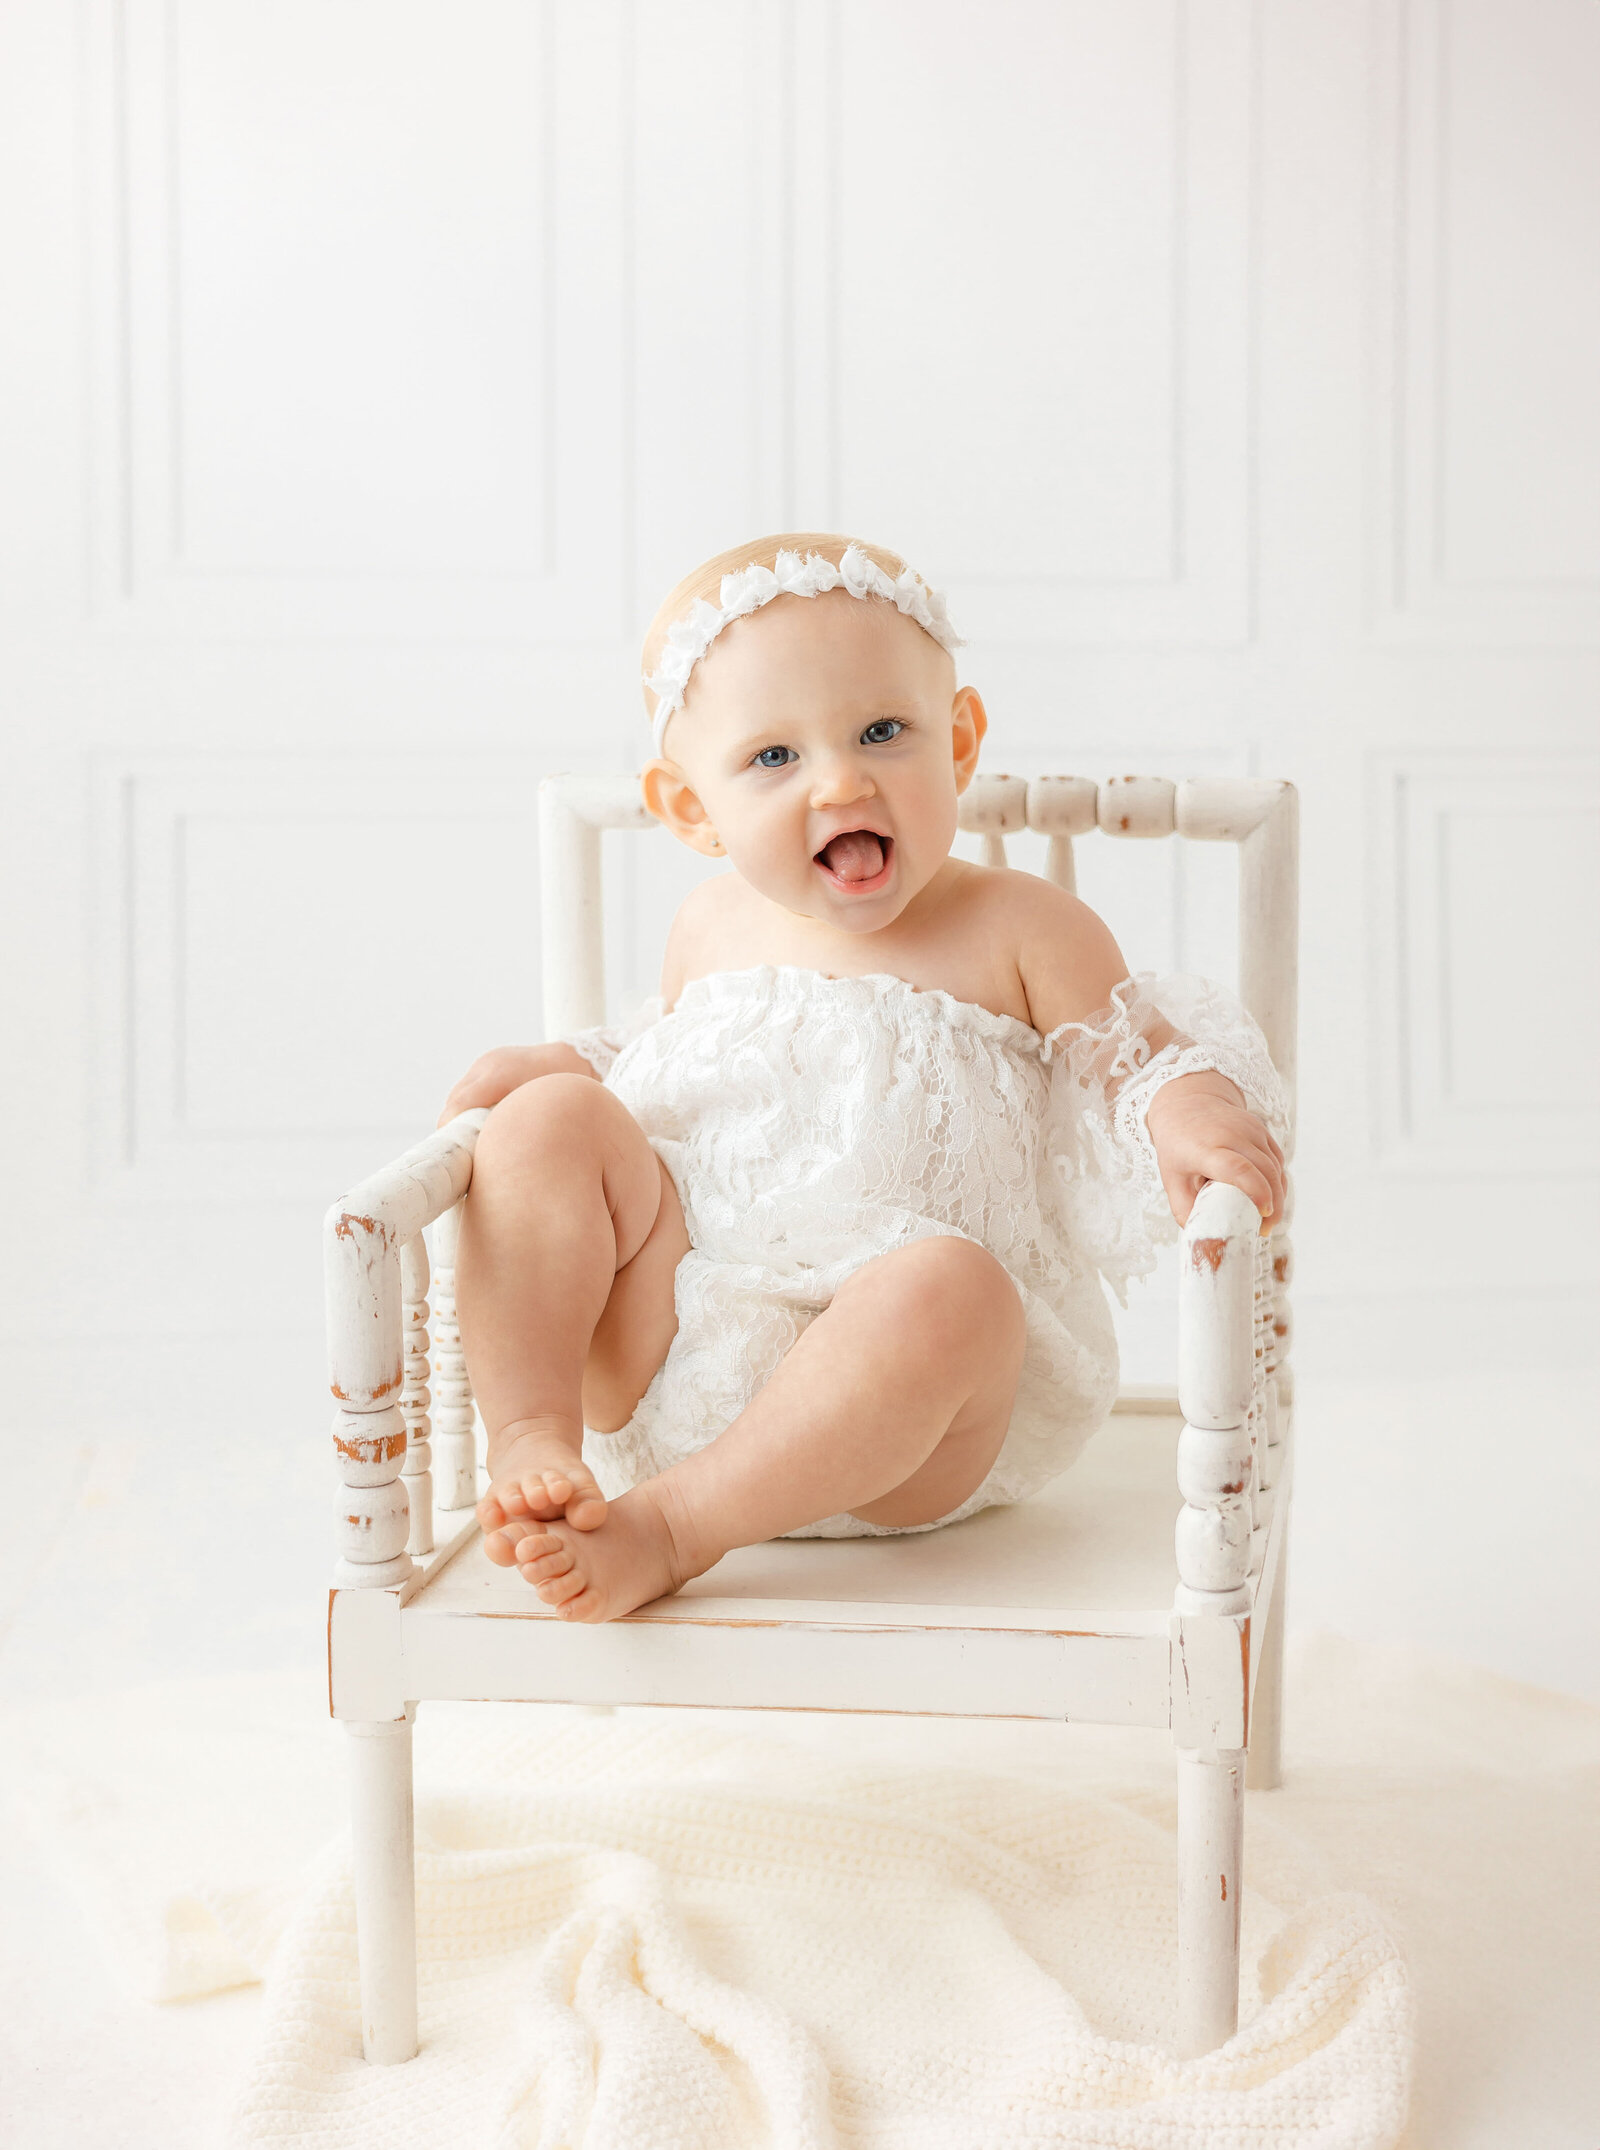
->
[[644, 542, 964, 755]]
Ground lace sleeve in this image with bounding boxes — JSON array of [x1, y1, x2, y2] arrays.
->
[[561, 994, 665, 1081], [1039, 973, 1289, 1303]]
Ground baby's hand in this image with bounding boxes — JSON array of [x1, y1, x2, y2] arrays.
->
[[1143, 1071, 1285, 1233], [437, 1043, 596, 1127]]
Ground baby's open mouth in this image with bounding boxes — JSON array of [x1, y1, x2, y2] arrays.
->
[[814, 830, 893, 890]]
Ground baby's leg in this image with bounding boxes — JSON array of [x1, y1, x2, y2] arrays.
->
[[512, 1235, 1027, 1621], [457, 1073, 688, 1561]]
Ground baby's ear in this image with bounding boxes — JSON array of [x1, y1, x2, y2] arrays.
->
[[641, 760, 721, 854], [951, 686, 988, 792]]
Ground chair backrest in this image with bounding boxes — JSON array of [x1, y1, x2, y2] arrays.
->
[[537, 770, 1298, 1417], [537, 771, 1298, 1120]]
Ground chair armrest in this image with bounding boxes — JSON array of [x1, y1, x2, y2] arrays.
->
[[1174, 1182, 1263, 1621], [323, 1111, 490, 1411], [323, 1111, 490, 1588]]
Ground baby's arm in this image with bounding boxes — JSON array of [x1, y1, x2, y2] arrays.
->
[[1141, 1069, 1284, 1232], [439, 882, 715, 1127], [1013, 877, 1285, 1232], [437, 1043, 599, 1127]]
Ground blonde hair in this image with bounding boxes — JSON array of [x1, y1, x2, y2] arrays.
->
[[640, 531, 917, 739]]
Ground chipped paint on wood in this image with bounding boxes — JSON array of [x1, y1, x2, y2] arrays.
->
[[1191, 1236, 1227, 1275], [324, 772, 1297, 2066], [333, 1210, 391, 1248], [334, 1426, 406, 1467]]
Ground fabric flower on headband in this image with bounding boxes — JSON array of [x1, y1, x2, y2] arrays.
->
[[645, 543, 963, 754]]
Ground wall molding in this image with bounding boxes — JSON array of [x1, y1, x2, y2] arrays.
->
[[1369, 0, 1600, 643], [89, 749, 564, 1201], [1368, 749, 1600, 1172], [83, 0, 626, 639], [785, 0, 1256, 646]]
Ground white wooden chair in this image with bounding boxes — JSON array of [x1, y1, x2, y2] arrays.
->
[[324, 771, 1298, 2070]]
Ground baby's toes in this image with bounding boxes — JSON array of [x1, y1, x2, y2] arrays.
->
[[533, 1568, 587, 1608], [507, 1473, 563, 1521], [531, 1468, 580, 1516], [558, 1467, 608, 1531], [483, 1524, 522, 1567], [513, 1531, 573, 1580]]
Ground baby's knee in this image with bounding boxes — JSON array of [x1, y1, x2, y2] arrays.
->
[[475, 1070, 613, 1168], [878, 1237, 1026, 1354]]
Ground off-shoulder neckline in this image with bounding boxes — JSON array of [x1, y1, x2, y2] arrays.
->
[[672, 962, 1064, 1051]]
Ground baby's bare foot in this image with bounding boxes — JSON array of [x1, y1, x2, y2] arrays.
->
[[509, 1478, 713, 1622], [478, 1416, 607, 1568]]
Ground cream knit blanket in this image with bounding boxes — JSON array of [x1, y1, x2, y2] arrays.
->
[[197, 1707, 1410, 2149]]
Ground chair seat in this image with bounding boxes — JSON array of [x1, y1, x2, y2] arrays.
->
[[375, 1413, 1207, 1729], [424, 1408, 1182, 1626]]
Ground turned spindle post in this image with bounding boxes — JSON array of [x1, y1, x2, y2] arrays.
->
[[1026, 774, 1097, 894], [1239, 783, 1297, 1792], [1174, 1186, 1257, 1624], [1247, 1171, 1292, 1791], [1173, 1181, 1260, 2058], [430, 1200, 480, 1512], [400, 1234, 434, 1556], [324, 1114, 487, 2070], [958, 770, 1029, 868], [326, 1205, 418, 2061], [326, 1214, 415, 1592], [1098, 773, 1177, 839], [1174, 780, 1298, 1800]]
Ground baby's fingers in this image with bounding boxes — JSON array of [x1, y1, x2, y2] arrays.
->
[[1198, 1146, 1280, 1231]]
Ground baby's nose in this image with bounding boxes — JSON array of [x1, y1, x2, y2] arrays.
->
[[809, 760, 877, 809]]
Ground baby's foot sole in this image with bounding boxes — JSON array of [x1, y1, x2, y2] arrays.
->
[[509, 1482, 709, 1622]]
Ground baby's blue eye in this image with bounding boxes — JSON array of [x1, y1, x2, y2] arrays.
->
[[752, 745, 793, 769], [861, 718, 904, 745]]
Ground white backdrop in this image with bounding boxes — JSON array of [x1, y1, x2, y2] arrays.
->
[[2, 2, 1595, 1691]]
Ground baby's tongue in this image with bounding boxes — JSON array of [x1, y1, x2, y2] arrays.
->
[[818, 830, 885, 882]]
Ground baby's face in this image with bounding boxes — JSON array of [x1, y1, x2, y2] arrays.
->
[[644, 592, 984, 933]]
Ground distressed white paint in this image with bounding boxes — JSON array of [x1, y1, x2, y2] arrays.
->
[[346, 1715, 418, 2067], [1175, 1745, 1244, 2057], [399, 1609, 1173, 1726], [324, 1114, 487, 1593], [1098, 773, 1178, 840], [955, 770, 1030, 869], [429, 1198, 481, 1515], [399, 1235, 434, 1559], [327, 773, 1291, 2060]]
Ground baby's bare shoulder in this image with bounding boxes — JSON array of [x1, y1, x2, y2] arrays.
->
[[967, 860, 1105, 949], [973, 865, 1130, 1031], [659, 871, 751, 1003]]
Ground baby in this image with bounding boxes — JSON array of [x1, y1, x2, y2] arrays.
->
[[440, 534, 1286, 1623]]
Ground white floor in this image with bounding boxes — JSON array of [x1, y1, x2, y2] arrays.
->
[[1, 1373, 1596, 2148]]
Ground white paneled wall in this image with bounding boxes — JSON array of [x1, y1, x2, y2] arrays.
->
[[2, 1, 1596, 1686]]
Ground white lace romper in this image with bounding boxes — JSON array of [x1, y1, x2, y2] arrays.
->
[[564, 964, 1287, 1539]]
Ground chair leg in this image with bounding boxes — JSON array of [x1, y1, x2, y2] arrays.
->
[[1247, 1538, 1287, 1791], [1175, 1746, 1242, 2058], [347, 1714, 419, 2064]]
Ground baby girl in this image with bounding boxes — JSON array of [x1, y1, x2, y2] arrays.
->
[[440, 534, 1287, 1623]]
